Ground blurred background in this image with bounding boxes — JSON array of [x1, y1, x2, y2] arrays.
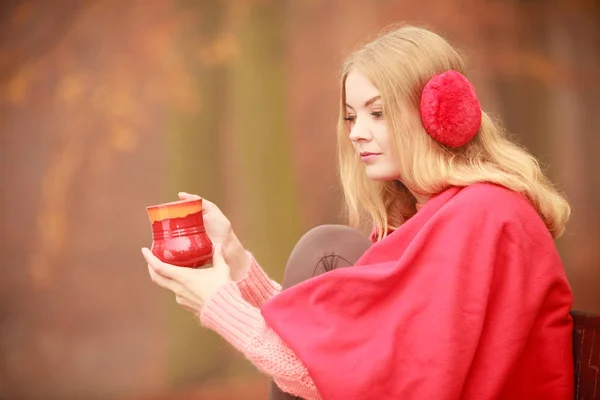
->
[[1, 0, 599, 399]]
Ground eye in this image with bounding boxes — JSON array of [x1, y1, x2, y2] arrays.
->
[[344, 115, 356, 122], [371, 111, 383, 119]]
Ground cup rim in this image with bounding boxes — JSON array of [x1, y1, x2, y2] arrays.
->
[[146, 198, 202, 211]]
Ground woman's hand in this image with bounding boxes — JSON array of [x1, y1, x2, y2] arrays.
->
[[178, 192, 232, 246], [142, 244, 231, 314], [178, 192, 250, 281]]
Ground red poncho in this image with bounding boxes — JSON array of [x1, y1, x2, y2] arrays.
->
[[261, 183, 574, 399]]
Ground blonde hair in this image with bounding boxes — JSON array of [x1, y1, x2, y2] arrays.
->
[[337, 24, 571, 239]]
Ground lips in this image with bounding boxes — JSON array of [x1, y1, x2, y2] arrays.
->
[[359, 151, 381, 162]]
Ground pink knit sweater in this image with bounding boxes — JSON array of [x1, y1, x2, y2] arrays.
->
[[200, 254, 321, 399]]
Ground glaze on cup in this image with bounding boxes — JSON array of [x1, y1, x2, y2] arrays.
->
[[146, 198, 213, 268]]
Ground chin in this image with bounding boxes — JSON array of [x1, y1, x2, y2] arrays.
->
[[364, 167, 400, 181]]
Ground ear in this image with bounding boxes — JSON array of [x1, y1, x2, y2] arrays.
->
[[420, 70, 482, 148]]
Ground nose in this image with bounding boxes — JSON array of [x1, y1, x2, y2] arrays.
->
[[348, 118, 371, 143]]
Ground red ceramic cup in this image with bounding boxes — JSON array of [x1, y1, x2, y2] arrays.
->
[[146, 198, 213, 268]]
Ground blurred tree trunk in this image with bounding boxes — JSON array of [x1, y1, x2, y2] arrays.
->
[[229, 1, 302, 282], [165, 0, 231, 387]]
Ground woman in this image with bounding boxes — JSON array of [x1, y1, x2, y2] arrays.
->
[[142, 24, 574, 399]]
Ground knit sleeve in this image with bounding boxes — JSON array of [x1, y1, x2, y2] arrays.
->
[[234, 252, 282, 308], [200, 282, 321, 400]]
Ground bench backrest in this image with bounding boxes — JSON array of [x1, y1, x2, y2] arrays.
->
[[572, 311, 600, 399]]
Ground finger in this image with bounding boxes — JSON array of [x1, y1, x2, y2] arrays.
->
[[148, 264, 180, 292], [178, 192, 200, 200], [201, 199, 214, 215], [141, 248, 183, 281], [211, 244, 226, 268], [201, 198, 215, 207]]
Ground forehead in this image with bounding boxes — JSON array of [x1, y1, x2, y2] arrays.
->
[[345, 70, 381, 106]]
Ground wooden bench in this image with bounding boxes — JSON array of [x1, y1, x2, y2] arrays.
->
[[572, 311, 600, 399]]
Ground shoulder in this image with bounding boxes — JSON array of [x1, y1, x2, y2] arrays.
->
[[449, 183, 533, 217], [454, 183, 524, 211], [445, 183, 550, 240]]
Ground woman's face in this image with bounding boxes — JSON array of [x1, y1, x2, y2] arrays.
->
[[344, 70, 401, 181]]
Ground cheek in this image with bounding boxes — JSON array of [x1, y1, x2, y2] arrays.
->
[[372, 125, 391, 151], [370, 127, 401, 180], [381, 156, 402, 178], [365, 155, 401, 181]]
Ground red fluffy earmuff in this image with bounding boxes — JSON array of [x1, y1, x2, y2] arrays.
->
[[419, 70, 482, 148]]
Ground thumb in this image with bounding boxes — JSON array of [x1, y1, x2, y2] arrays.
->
[[178, 192, 200, 201]]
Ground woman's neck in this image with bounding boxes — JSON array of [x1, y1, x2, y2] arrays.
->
[[398, 181, 430, 210], [412, 193, 430, 209]]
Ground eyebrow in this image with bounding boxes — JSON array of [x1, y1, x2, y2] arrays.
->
[[345, 95, 381, 110]]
